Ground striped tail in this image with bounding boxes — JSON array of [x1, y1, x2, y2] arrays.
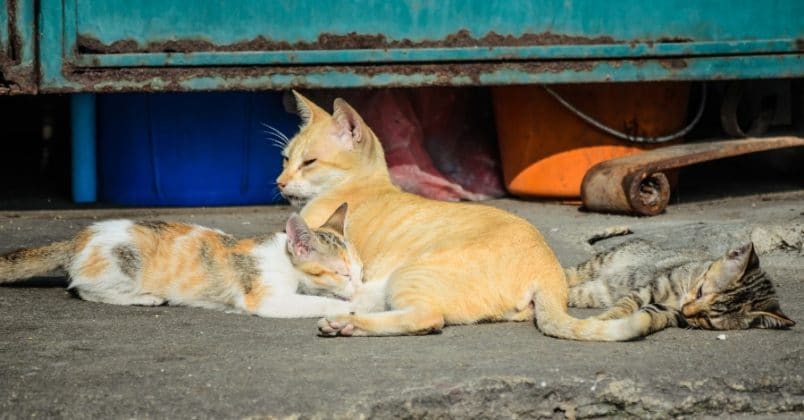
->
[[533, 289, 684, 341], [0, 241, 73, 283]]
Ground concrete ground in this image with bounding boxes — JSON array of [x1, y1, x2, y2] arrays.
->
[[1, 192, 802, 419]]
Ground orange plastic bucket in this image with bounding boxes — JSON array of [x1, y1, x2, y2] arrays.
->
[[492, 82, 690, 198]]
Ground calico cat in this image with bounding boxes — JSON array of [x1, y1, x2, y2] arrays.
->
[[566, 239, 794, 330], [0, 204, 363, 318], [274, 91, 679, 341]]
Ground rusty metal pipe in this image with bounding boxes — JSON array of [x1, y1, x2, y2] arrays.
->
[[581, 136, 804, 216]]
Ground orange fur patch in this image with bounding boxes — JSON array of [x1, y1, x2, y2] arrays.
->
[[243, 283, 272, 312], [80, 247, 108, 278]]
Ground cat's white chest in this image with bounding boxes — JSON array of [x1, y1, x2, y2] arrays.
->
[[351, 275, 390, 312], [251, 233, 303, 295]]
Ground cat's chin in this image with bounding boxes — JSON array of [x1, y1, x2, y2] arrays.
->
[[283, 194, 309, 208]]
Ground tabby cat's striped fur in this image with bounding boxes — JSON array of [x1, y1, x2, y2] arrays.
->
[[566, 239, 794, 330], [0, 205, 363, 318]]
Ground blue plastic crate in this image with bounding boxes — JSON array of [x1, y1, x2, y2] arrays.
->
[[97, 92, 297, 206]]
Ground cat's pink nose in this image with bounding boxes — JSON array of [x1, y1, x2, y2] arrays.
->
[[277, 182, 286, 191]]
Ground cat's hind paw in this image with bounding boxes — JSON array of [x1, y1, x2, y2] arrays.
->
[[317, 317, 355, 337]]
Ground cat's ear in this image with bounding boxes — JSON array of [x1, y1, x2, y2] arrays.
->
[[320, 202, 348, 235], [285, 213, 318, 259], [746, 241, 760, 269], [292, 90, 328, 128], [332, 98, 365, 149], [748, 309, 796, 329], [723, 242, 754, 278]]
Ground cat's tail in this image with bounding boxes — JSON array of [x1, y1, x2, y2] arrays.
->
[[0, 241, 73, 283], [533, 287, 683, 341], [538, 305, 684, 342], [586, 226, 632, 245]]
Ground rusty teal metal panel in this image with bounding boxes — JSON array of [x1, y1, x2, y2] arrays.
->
[[74, 39, 803, 67], [0, 0, 37, 93], [69, 0, 802, 49], [38, 0, 804, 92], [0, 3, 7, 48], [40, 0, 77, 91], [65, 0, 803, 65]]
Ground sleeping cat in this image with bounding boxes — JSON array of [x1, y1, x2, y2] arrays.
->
[[0, 204, 362, 318], [566, 239, 794, 330], [274, 91, 680, 341]]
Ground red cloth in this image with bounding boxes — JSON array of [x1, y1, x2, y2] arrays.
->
[[300, 88, 505, 201]]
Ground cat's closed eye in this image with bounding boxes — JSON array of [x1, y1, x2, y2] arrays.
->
[[696, 285, 703, 299], [301, 159, 317, 168]]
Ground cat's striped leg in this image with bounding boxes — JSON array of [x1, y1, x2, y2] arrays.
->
[[564, 267, 584, 286], [568, 279, 613, 308], [564, 264, 597, 287], [318, 305, 445, 337], [595, 289, 650, 320], [565, 249, 616, 287], [630, 304, 688, 334]]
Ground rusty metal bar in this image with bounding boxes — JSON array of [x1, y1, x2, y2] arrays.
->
[[581, 136, 804, 216]]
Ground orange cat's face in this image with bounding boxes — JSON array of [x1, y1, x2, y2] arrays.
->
[[276, 92, 379, 207]]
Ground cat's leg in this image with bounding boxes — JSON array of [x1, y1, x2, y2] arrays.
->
[[630, 304, 688, 333], [594, 287, 653, 320], [318, 268, 447, 337], [76, 288, 165, 306], [253, 293, 353, 318], [564, 266, 589, 287], [127, 294, 166, 306], [595, 292, 643, 320], [318, 305, 445, 337], [568, 279, 613, 308], [565, 252, 609, 286]]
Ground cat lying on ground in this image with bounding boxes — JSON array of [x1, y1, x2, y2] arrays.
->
[[275, 91, 682, 341], [0, 204, 362, 318], [566, 239, 794, 330]]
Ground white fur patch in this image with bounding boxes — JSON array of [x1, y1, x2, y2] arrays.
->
[[350, 275, 390, 313], [250, 233, 304, 296], [68, 219, 141, 303]]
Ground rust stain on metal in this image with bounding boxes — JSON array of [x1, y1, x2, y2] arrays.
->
[[0, 66, 35, 94], [645, 37, 694, 48], [0, 60, 37, 95], [5, 0, 20, 61], [54, 59, 600, 93], [659, 59, 688, 70], [1, 56, 36, 94], [1, 0, 36, 94], [581, 136, 804, 216], [76, 29, 621, 54]]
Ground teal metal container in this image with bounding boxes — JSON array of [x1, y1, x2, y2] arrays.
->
[[34, 0, 803, 92]]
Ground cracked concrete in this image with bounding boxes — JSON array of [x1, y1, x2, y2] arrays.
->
[[1, 191, 802, 418]]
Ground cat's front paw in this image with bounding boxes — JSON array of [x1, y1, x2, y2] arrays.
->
[[317, 317, 355, 337]]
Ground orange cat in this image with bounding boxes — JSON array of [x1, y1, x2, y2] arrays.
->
[[276, 91, 679, 341], [0, 205, 363, 318]]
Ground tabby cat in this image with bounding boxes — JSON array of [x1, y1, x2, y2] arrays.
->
[[566, 239, 794, 330], [274, 91, 679, 341], [0, 204, 363, 318]]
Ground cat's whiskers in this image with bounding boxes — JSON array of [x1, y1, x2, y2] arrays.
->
[[271, 189, 285, 202], [261, 123, 291, 149], [265, 133, 288, 149]]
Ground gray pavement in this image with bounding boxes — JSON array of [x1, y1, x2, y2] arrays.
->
[[1, 193, 802, 419]]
